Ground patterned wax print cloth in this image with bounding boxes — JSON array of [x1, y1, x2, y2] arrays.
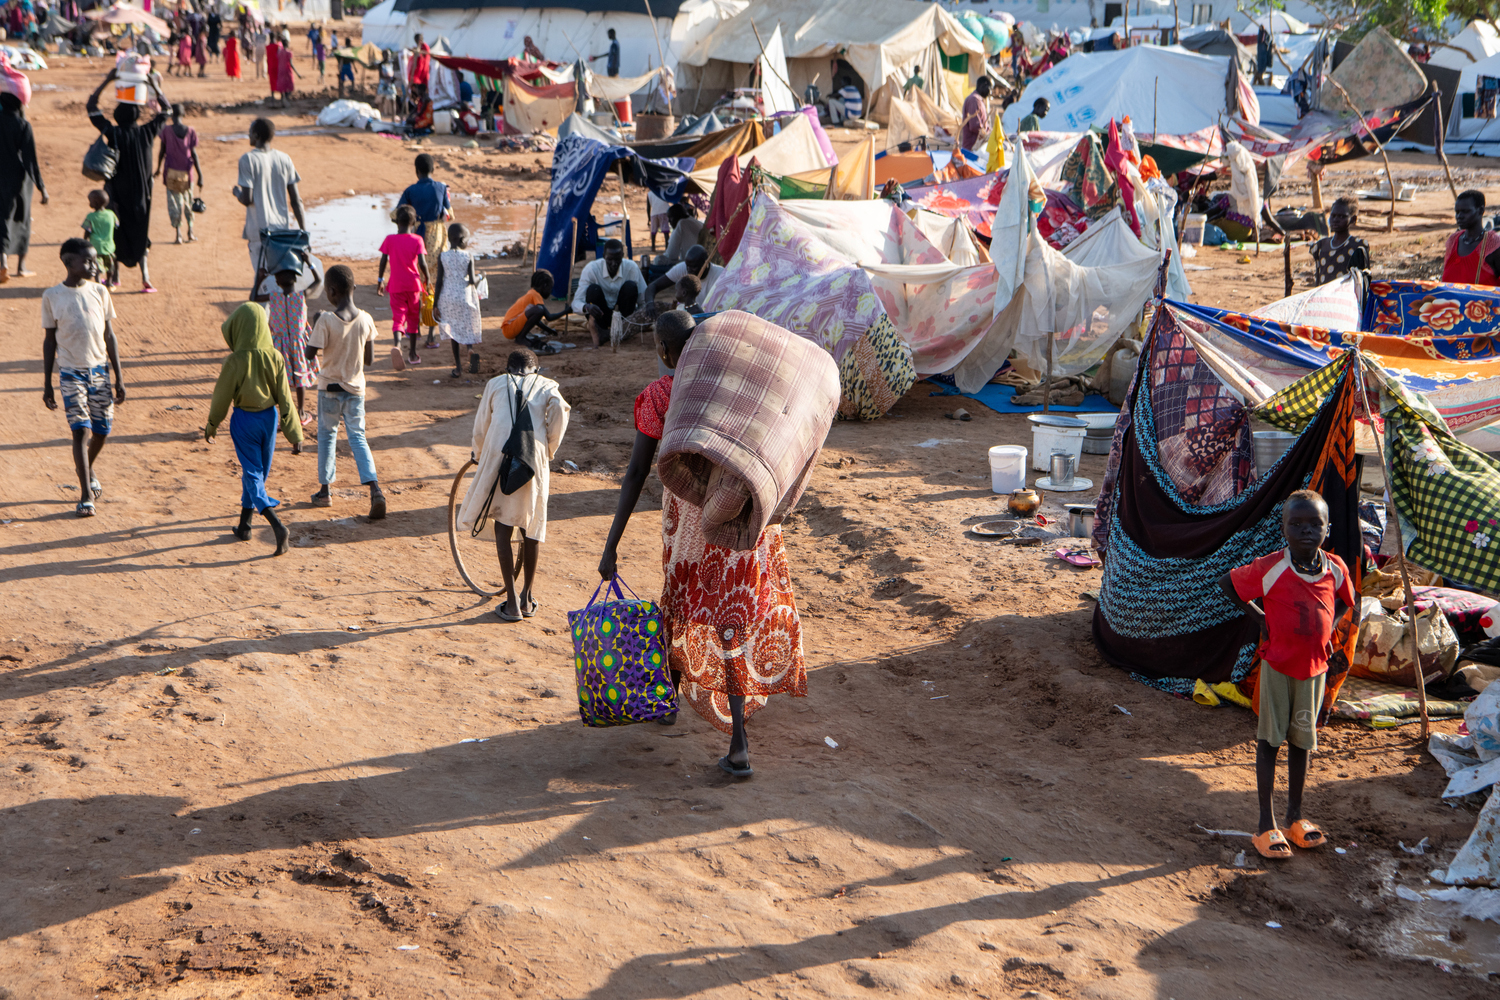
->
[[1092, 307, 1362, 695], [904, 169, 1086, 247], [635, 376, 807, 734], [1058, 131, 1118, 223], [536, 134, 694, 297], [1332, 674, 1471, 728], [267, 287, 318, 390], [569, 576, 676, 727], [1413, 587, 1500, 646], [1360, 279, 1500, 365], [700, 195, 916, 420], [657, 310, 840, 550]]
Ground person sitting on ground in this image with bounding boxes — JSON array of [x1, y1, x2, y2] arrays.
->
[[204, 301, 302, 555], [1218, 490, 1353, 861], [650, 203, 704, 270], [572, 238, 646, 348], [1443, 188, 1500, 286], [41, 238, 124, 518], [501, 270, 569, 352], [457, 346, 572, 623], [960, 76, 992, 153], [375, 204, 430, 367], [646, 245, 723, 303], [673, 273, 702, 313], [81, 190, 118, 289], [1307, 196, 1369, 286], [830, 76, 862, 125], [1017, 97, 1049, 133], [434, 222, 484, 378], [307, 265, 386, 520], [250, 249, 321, 437]]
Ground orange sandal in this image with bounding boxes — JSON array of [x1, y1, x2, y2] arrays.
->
[[1286, 819, 1325, 849], [1252, 829, 1292, 859]]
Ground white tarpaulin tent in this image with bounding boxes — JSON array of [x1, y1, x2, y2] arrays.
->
[[677, 0, 984, 115], [1445, 48, 1500, 146], [758, 24, 796, 116], [1001, 46, 1230, 135], [362, 0, 745, 82], [1430, 20, 1500, 70]]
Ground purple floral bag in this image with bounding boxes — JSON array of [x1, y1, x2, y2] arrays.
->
[[569, 576, 675, 727]]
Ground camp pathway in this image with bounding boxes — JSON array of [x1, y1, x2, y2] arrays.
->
[[0, 58, 1490, 998]]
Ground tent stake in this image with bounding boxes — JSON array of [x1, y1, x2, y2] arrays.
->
[[1330, 78, 1397, 233], [1351, 350, 1430, 739]]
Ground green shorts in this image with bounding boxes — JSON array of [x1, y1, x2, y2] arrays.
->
[[1256, 662, 1325, 750]]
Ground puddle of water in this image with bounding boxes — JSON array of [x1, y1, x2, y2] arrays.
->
[[1382, 888, 1500, 976], [304, 194, 541, 260]]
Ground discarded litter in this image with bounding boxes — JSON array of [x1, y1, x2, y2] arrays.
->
[[190, 828, 202, 835], [459, 738, 490, 743], [1233, 851, 1248, 867], [433, 379, 442, 385], [1400, 837, 1430, 856], [1335, 847, 1348, 855], [824, 736, 838, 749], [1114, 705, 1132, 716], [930, 695, 949, 700], [1265, 921, 1281, 929], [564, 460, 580, 472], [396, 944, 420, 951], [346, 625, 362, 632], [1195, 823, 1253, 838], [1395, 885, 1423, 901]]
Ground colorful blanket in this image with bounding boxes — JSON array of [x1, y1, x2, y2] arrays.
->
[[1058, 130, 1118, 222], [1332, 674, 1470, 727], [536, 135, 694, 293], [700, 195, 916, 420], [658, 310, 840, 551], [1092, 309, 1362, 694], [904, 169, 1087, 247]]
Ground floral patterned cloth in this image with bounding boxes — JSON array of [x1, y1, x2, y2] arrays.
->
[[904, 169, 1086, 247], [267, 287, 318, 389], [634, 376, 806, 733], [700, 195, 915, 420], [1361, 279, 1500, 364]]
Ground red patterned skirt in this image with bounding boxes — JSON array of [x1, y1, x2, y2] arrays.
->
[[660, 487, 806, 733]]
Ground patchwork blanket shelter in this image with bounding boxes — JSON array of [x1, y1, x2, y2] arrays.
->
[[1092, 308, 1364, 694], [699, 195, 917, 421], [536, 135, 695, 293]]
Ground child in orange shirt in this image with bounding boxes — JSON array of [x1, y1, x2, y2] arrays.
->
[[501, 271, 569, 352]]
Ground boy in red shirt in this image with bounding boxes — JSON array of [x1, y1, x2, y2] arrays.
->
[[376, 205, 430, 369], [1219, 490, 1354, 861]]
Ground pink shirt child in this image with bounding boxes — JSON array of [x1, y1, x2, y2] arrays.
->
[[379, 233, 425, 293]]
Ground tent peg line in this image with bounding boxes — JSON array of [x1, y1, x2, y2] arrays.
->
[[1350, 350, 1430, 738]]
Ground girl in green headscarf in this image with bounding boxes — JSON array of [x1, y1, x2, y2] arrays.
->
[[205, 302, 303, 554]]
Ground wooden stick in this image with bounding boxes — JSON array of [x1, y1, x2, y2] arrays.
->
[[1283, 221, 1293, 296], [1433, 84, 1460, 200], [749, 19, 799, 110], [1311, 168, 1324, 211], [1351, 350, 1430, 738], [523, 202, 540, 268], [616, 162, 631, 257], [1330, 78, 1397, 233], [1043, 330, 1054, 414]]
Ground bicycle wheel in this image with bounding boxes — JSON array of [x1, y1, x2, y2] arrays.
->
[[448, 459, 505, 597]]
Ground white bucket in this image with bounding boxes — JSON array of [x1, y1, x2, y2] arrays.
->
[[1031, 426, 1085, 471], [989, 445, 1027, 494], [1183, 212, 1208, 246], [115, 54, 150, 104]]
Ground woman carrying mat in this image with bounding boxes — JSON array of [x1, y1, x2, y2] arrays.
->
[[597, 310, 834, 779]]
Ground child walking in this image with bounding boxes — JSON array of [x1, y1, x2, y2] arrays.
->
[[204, 302, 303, 554], [81, 190, 118, 289], [307, 265, 387, 520], [457, 347, 571, 622], [251, 251, 321, 436], [41, 238, 124, 518], [433, 223, 483, 378], [500, 270, 569, 353], [376, 204, 429, 369], [1220, 489, 1354, 860]]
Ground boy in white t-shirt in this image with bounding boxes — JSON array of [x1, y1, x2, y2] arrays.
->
[[41, 238, 125, 518], [305, 265, 386, 520]]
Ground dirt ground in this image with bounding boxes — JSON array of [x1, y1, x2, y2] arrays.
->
[[3, 50, 1499, 999]]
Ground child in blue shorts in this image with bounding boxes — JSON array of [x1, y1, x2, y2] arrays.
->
[[41, 238, 125, 518]]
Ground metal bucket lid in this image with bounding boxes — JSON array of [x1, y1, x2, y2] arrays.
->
[[1027, 413, 1088, 429]]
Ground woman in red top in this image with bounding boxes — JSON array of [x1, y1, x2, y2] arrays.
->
[[224, 33, 241, 80], [598, 310, 807, 779], [1442, 189, 1500, 286], [266, 38, 282, 99]]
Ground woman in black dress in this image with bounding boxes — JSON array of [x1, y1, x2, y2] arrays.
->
[[0, 91, 46, 283], [86, 68, 168, 293]]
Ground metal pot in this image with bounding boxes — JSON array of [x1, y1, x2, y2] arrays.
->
[[1008, 487, 1042, 516], [1066, 504, 1096, 538]]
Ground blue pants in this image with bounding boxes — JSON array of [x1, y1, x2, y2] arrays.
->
[[317, 389, 378, 486], [230, 405, 279, 511]]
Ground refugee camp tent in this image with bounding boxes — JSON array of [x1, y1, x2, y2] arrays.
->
[[675, 0, 985, 117], [1429, 20, 1500, 71], [371, 0, 696, 81], [1176, 28, 1252, 74], [1000, 47, 1231, 135], [1442, 47, 1500, 146]]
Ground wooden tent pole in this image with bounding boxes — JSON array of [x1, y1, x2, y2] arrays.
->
[[523, 203, 540, 269], [750, 19, 800, 109], [616, 162, 632, 258], [1433, 84, 1460, 200], [641, 0, 670, 113], [1043, 331, 1054, 414], [1283, 220, 1293, 296], [1330, 78, 1397, 233], [1351, 350, 1430, 739]]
